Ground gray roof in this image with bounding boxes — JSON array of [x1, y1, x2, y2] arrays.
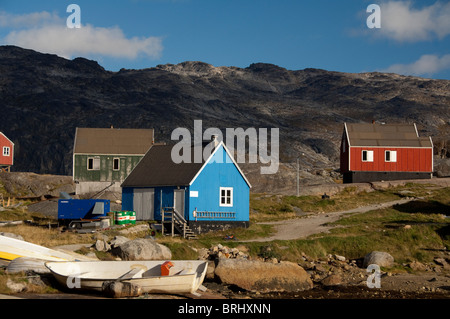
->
[[345, 123, 432, 148], [121, 144, 204, 187], [73, 127, 154, 155]]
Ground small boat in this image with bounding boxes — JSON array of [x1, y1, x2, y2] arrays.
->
[[45, 260, 208, 295], [0, 235, 86, 262]]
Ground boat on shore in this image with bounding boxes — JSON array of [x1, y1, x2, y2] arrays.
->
[[0, 235, 84, 262], [45, 260, 208, 295]]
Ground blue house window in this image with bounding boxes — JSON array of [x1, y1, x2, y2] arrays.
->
[[220, 187, 233, 207]]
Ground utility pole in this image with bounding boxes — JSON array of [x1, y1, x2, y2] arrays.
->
[[296, 157, 299, 197]]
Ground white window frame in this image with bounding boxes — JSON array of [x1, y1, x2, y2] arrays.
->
[[362, 150, 374, 162], [87, 157, 100, 170], [219, 187, 233, 207], [2, 146, 10, 156], [385, 150, 397, 162], [113, 158, 120, 171]]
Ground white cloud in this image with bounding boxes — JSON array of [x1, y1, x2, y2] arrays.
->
[[0, 11, 163, 60], [378, 1, 450, 41], [382, 54, 450, 76], [0, 10, 62, 28]]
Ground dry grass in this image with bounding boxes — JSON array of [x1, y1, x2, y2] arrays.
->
[[249, 186, 401, 222], [0, 223, 95, 248]]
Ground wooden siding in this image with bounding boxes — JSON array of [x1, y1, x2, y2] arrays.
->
[[349, 147, 432, 172], [0, 133, 13, 166], [73, 154, 143, 182], [340, 132, 349, 173], [187, 145, 250, 222]]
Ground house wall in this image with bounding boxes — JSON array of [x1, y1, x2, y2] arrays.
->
[[187, 145, 250, 223], [343, 171, 432, 183], [0, 133, 13, 166], [122, 185, 187, 221], [73, 154, 143, 182], [339, 132, 349, 173], [76, 181, 122, 195], [349, 147, 433, 172]]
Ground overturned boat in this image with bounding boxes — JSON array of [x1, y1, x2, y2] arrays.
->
[[45, 260, 208, 296], [0, 235, 85, 262]]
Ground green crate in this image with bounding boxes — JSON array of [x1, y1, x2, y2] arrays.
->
[[115, 211, 128, 225], [127, 211, 136, 224]]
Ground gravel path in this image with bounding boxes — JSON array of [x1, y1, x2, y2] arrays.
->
[[243, 198, 414, 242]]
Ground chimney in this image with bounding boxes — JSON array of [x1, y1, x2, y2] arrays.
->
[[212, 135, 220, 147]]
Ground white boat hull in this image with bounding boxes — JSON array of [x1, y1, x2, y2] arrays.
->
[[0, 235, 83, 261], [45, 260, 208, 295]]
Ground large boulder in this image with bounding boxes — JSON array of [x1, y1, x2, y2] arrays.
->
[[214, 258, 313, 292], [112, 238, 171, 261], [6, 257, 50, 274], [363, 251, 394, 268]]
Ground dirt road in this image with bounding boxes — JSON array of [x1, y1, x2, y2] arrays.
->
[[243, 198, 414, 242]]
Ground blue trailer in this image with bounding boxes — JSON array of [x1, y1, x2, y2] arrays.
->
[[58, 199, 110, 229]]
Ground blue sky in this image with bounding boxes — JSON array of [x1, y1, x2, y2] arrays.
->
[[1, 0, 449, 79]]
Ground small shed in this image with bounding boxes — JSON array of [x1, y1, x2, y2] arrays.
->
[[73, 127, 154, 195], [0, 132, 14, 171], [340, 122, 433, 183], [121, 140, 251, 235]]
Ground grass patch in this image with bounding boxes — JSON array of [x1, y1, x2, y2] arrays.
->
[[250, 187, 402, 222], [0, 270, 59, 295]]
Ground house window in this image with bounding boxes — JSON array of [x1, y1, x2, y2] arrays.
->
[[362, 150, 374, 162], [220, 187, 233, 207], [385, 150, 397, 162], [113, 158, 120, 171], [87, 157, 100, 170], [2, 147, 10, 156]]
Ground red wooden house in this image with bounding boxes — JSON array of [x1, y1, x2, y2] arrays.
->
[[0, 132, 14, 171], [340, 123, 433, 183]]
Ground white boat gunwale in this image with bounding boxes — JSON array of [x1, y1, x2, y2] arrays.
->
[[44, 260, 208, 295]]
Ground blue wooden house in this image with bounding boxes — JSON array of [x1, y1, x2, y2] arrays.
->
[[121, 140, 251, 236]]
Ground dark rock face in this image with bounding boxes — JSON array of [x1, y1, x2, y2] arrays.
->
[[0, 46, 449, 193]]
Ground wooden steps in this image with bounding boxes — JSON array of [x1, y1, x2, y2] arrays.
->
[[161, 207, 197, 240]]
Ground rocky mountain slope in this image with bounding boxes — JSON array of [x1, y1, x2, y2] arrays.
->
[[0, 46, 449, 193]]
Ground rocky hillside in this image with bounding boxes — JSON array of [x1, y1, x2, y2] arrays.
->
[[0, 46, 449, 193]]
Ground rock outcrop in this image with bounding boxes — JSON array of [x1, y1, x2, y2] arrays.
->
[[111, 238, 172, 261], [214, 258, 313, 292]]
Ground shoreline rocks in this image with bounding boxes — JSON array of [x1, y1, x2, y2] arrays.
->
[[111, 238, 172, 261], [363, 251, 394, 268], [214, 258, 313, 292]]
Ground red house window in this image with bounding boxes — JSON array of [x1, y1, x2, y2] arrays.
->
[[385, 150, 397, 162], [2, 147, 10, 156], [362, 150, 373, 162]]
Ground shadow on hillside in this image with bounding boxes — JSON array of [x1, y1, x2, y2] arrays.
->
[[391, 200, 450, 244], [436, 224, 450, 243], [393, 200, 450, 216]]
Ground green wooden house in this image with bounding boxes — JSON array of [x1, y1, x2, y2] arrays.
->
[[73, 127, 154, 196]]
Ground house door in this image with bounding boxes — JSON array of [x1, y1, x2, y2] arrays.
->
[[133, 188, 154, 220], [173, 189, 185, 218]]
